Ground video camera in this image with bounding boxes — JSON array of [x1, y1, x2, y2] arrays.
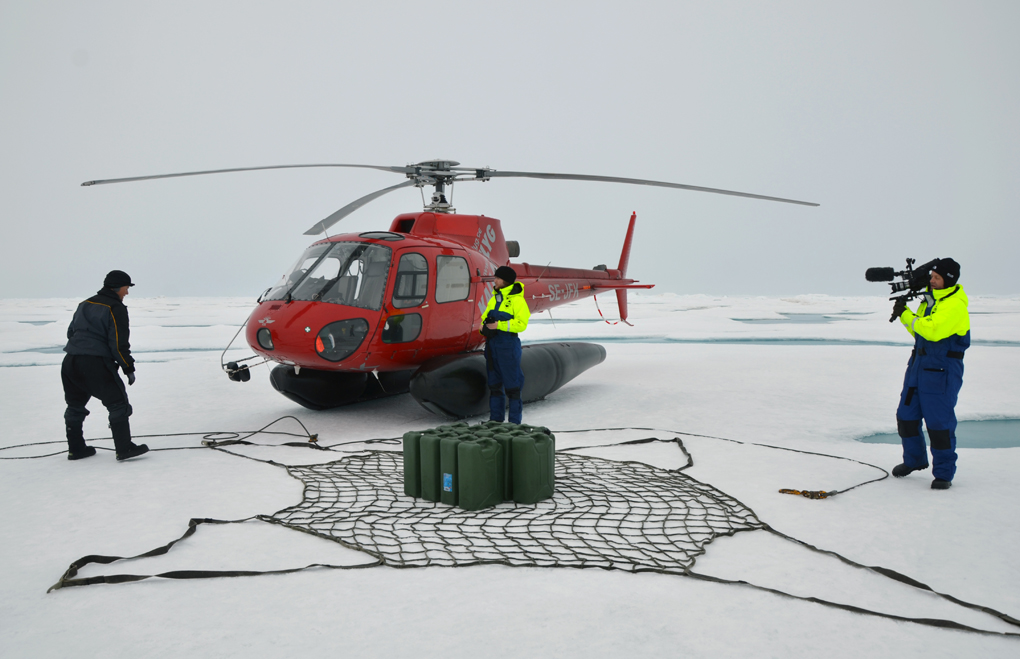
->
[[865, 257, 938, 322]]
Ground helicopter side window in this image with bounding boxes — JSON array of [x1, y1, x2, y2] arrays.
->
[[435, 255, 470, 303], [391, 253, 429, 309], [381, 313, 422, 344]]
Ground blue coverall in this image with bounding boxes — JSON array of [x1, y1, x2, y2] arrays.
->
[[896, 285, 970, 482], [481, 281, 530, 424]]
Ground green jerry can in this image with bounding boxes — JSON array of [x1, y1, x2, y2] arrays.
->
[[440, 436, 471, 506], [493, 433, 516, 500], [419, 433, 444, 502], [457, 438, 505, 511], [402, 431, 422, 498], [511, 432, 555, 504]]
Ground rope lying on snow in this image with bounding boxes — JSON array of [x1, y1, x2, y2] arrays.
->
[[557, 426, 891, 499], [0, 415, 398, 460]]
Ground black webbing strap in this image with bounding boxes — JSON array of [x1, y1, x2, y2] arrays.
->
[[918, 348, 964, 359], [757, 526, 1020, 635], [559, 437, 694, 470], [686, 569, 1020, 637], [941, 285, 961, 301], [47, 517, 380, 592]]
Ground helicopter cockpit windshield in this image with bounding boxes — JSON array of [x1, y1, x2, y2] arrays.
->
[[265, 242, 392, 310]]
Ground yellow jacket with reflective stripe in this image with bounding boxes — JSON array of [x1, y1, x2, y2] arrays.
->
[[480, 282, 530, 334], [899, 285, 970, 342]]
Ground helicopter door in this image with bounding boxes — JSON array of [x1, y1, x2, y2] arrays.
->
[[381, 249, 472, 355], [429, 252, 472, 351], [381, 251, 429, 350]]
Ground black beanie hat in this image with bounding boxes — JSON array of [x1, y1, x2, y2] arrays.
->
[[931, 258, 960, 286], [494, 266, 517, 284], [104, 270, 135, 288]]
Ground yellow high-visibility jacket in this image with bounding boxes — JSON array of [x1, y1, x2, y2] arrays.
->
[[480, 281, 530, 334], [899, 285, 970, 342]]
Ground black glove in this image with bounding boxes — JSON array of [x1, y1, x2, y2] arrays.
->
[[127, 371, 136, 386], [488, 311, 513, 322], [891, 298, 907, 321]]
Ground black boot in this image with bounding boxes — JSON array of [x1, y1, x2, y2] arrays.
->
[[67, 446, 96, 461], [111, 418, 149, 461], [116, 444, 148, 461], [931, 478, 952, 490], [892, 463, 929, 478], [66, 421, 95, 460]]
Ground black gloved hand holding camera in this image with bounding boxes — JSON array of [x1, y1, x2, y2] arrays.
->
[[891, 297, 908, 322]]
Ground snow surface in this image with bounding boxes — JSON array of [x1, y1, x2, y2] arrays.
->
[[2, 293, 1019, 657]]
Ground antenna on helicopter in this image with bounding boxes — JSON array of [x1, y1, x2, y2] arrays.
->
[[82, 158, 819, 235]]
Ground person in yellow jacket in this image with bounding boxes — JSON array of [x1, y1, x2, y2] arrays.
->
[[891, 258, 969, 489], [480, 266, 530, 423]]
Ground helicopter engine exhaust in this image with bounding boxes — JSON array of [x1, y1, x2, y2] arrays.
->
[[408, 342, 607, 418]]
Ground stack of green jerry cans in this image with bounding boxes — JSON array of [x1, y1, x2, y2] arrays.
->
[[402, 421, 555, 511]]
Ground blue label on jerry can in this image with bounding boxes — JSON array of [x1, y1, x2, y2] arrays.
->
[[443, 473, 453, 492]]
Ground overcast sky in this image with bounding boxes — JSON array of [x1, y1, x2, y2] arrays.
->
[[2, 1, 1018, 299]]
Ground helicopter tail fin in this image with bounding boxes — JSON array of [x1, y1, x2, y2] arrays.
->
[[617, 212, 637, 278], [616, 212, 637, 324]]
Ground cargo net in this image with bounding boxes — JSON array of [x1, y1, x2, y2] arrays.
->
[[271, 448, 763, 573], [42, 424, 1020, 638]]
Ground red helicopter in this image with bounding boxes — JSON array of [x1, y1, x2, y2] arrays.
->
[[83, 160, 816, 416]]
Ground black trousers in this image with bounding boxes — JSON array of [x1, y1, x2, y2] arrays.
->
[[61, 355, 132, 451]]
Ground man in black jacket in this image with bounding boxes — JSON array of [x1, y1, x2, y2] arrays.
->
[[62, 270, 149, 461]]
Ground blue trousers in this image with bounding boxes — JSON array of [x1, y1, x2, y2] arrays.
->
[[896, 360, 962, 482], [485, 334, 524, 424]]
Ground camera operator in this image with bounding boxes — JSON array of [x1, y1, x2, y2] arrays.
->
[[480, 266, 531, 424], [891, 258, 969, 490]]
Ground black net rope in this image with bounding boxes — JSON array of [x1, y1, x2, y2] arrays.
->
[[270, 448, 761, 573], [30, 424, 1020, 638]]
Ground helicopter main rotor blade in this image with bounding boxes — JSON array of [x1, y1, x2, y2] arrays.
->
[[303, 180, 418, 235], [81, 163, 414, 187], [483, 170, 819, 207], [82, 159, 817, 235]]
